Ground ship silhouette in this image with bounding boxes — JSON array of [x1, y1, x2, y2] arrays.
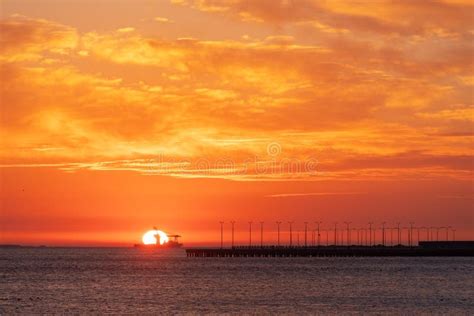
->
[[164, 234, 183, 248]]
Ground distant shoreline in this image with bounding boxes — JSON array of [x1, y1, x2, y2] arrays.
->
[[0, 244, 48, 248]]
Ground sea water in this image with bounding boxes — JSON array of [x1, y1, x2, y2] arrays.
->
[[1, 248, 473, 314]]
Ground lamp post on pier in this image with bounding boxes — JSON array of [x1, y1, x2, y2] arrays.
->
[[219, 221, 224, 249], [381, 222, 386, 246], [315, 221, 322, 246], [248, 221, 252, 247], [429, 226, 436, 241], [409, 222, 414, 247], [344, 222, 351, 246], [304, 222, 308, 247], [445, 226, 451, 241], [368, 222, 373, 246], [276, 221, 282, 246], [390, 227, 393, 246], [230, 221, 235, 248], [397, 222, 401, 245], [288, 221, 294, 247]]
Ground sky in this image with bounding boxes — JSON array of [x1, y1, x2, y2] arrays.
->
[[0, 0, 473, 246]]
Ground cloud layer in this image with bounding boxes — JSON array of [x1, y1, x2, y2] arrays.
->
[[0, 2, 473, 180]]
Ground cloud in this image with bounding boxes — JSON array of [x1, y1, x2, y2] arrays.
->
[[266, 192, 366, 198], [171, 1, 474, 80], [116, 27, 135, 33], [330, 151, 473, 173], [417, 108, 474, 121], [154, 17, 173, 23], [173, 0, 474, 37], [0, 15, 78, 62], [76, 29, 469, 130]]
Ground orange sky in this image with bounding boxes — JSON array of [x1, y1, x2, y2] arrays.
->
[[1, 0, 473, 246]]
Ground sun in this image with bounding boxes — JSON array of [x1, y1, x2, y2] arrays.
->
[[142, 230, 169, 245]]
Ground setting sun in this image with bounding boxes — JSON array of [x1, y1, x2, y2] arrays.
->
[[142, 230, 169, 245]]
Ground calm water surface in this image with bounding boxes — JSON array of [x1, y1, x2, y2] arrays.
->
[[1, 248, 473, 314]]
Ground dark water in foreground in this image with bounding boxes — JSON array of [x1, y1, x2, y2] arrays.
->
[[1, 248, 473, 314]]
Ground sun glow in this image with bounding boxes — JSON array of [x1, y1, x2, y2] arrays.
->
[[142, 230, 169, 245]]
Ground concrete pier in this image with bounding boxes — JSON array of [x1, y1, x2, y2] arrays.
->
[[186, 241, 474, 257]]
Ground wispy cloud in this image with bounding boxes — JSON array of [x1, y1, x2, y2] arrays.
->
[[265, 192, 367, 198], [437, 195, 474, 200], [154, 17, 173, 23]]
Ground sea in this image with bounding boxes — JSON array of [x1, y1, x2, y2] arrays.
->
[[1, 247, 473, 314]]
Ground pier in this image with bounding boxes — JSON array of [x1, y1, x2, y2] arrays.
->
[[186, 241, 474, 257]]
